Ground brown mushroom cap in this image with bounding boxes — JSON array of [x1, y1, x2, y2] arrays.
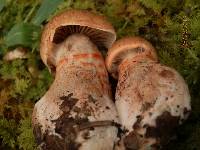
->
[[40, 9, 116, 72], [105, 37, 158, 79]]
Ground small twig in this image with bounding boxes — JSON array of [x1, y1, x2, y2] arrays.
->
[[76, 120, 120, 131]]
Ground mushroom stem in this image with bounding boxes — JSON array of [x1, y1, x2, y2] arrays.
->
[[106, 37, 191, 149], [33, 33, 119, 150], [118, 56, 155, 76], [77, 120, 119, 131], [51, 34, 111, 95]]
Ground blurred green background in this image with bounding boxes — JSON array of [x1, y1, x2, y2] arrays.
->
[[0, 0, 200, 149]]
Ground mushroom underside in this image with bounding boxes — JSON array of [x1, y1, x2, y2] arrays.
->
[[53, 25, 114, 51]]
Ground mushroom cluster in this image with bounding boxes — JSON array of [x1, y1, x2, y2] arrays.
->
[[106, 37, 191, 149], [32, 10, 191, 150], [32, 10, 119, 150]]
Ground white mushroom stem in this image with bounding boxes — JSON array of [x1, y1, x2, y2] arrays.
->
[[115, 54, 191, 149], [32, 34, 119, 150], [106, 37, 191, 149]]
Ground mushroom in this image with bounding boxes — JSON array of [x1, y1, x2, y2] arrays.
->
[[106, 37, 191, 149], [3, 47, 27, 61], [32, 10, 119, 150]]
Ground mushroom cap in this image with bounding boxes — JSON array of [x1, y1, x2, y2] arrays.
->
[[40, 9, 116, 72], [105, 37, 158, 79]]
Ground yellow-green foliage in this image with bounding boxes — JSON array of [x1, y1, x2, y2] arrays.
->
[[0, 0, 200, 149]]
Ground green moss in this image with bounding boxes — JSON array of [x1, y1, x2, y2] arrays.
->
[[0, 0, 200, 149]]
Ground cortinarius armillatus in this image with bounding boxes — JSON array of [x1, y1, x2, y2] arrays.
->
[[106, 37, 191, 149], [32, 10, 119, 150]]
